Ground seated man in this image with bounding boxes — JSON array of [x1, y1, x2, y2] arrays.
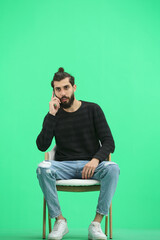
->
[[36, 67, 120, 240]]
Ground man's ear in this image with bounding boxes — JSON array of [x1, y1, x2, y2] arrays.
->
[[73, 84, 77, 92]]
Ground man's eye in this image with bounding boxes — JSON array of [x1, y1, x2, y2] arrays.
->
[[64, 86, 69, 89]]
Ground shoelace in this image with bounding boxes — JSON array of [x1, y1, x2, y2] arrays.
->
[[92, 223, 103, 233], [53, 220, 66, 232]]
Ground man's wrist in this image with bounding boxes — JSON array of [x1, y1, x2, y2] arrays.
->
[[92, 158, 100, 163], [49, 112, 55, 116]]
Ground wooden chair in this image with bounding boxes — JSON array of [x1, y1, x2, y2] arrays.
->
[[42, 146, 113, 239]]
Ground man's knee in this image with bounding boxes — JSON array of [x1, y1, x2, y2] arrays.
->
[[36, 161, 52, 177], [104, 162, 120, 176], [38, 160, 52, 168]]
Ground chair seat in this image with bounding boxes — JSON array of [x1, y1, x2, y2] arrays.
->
[[56, 179, 100, 186]]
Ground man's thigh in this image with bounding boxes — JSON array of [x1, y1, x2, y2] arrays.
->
[[51, 160, 91, 180], [38, 159, 90, 179], [50, 160, 80, 180]]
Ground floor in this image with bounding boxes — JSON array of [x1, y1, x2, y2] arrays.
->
[[0, 228, 160, 240]]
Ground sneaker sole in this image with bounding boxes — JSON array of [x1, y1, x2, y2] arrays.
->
[[88, 234, 107, 240], [48, 229, 69, 240]]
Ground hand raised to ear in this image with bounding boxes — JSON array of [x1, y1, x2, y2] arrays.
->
[[49, 91, 61, 116]]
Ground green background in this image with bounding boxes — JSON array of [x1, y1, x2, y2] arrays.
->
[[0, 0, 160, 238]]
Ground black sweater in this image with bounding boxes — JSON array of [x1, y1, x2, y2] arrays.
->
[[36, 100, 115, 162]]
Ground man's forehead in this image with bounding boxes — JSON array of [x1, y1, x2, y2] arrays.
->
[[54, 77, 71, 88]]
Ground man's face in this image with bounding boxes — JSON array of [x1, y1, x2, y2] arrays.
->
[[54, 77, 76, 109]]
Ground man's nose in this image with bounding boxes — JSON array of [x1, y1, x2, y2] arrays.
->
[[60, 90, 66, 96]]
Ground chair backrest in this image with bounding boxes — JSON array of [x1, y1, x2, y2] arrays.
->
[[48, 145, 57, 160]]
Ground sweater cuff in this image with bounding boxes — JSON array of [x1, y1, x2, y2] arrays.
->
[[48, 112, 56, 119], [93, 154, 109, 162]]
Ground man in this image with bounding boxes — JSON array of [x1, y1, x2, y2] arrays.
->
[[36, 67, 120, 240]]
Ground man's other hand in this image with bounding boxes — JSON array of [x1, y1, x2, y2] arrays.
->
[[82, 158, 99, 179]]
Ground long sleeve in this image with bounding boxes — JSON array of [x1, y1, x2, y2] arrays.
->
[[36, 112, 56, 151], [92, 104, 115, 162]]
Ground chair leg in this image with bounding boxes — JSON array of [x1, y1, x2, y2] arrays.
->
[[109, 202, 112, 239], [105, 215, 108, 236], [48, 212, 52, 233], [43, 197, 46, 239]]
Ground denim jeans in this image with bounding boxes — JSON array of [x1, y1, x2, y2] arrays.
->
[[36, 160, 120, 218]]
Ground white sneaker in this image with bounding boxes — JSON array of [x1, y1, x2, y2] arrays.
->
[[48, 219, 69, 240], [88, 221, 107, 240]]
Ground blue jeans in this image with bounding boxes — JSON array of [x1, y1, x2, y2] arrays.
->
[[36, 160, 120, 218]]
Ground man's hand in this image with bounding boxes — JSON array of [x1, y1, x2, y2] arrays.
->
[[82, 158, 99, 179], [49, 91, 61, 116]]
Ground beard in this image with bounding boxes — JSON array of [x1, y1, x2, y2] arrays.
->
[[59, 92, 75, 109]]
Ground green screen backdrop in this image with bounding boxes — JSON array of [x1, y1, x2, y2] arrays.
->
[[0, 0, 160, 235]]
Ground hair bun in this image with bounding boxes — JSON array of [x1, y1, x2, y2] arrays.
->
[[58, 67, 64, 72]]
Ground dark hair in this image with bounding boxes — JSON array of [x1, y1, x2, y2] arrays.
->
[[51, 67, 75, 89]]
